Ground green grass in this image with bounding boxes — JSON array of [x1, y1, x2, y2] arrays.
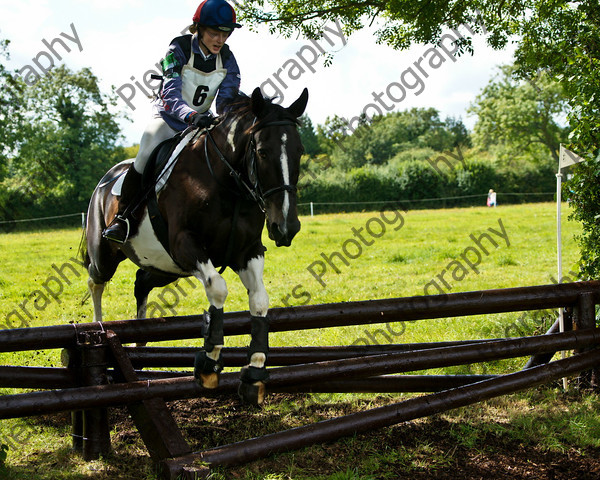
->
[[0, 202, 593, 479]]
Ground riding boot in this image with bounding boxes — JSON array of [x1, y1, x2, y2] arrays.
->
[[102, 167, 143, 244]]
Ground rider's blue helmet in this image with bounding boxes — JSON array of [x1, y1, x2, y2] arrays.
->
[[193, 0, 241, 32]]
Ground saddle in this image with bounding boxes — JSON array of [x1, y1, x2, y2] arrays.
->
[[143, 127, 200, 253], [110, 127, 200, 252]]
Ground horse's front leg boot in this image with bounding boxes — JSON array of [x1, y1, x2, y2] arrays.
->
[[238, 365, 269, 405], [194, 350, 224, 389]]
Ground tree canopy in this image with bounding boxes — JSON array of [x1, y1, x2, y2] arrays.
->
[[240, 0, 600, 278], [0, 49, 127, 222], [469, 64, 569, 168]]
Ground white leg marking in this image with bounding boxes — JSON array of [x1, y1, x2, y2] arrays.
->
[[238, 256, 269, 317], [280, 133, 290, 224], [208, 345, 222, 362], [88, 277, 105, 323], [250, 352, 266, 368], [239, 257, 269, 370], [193, 260, 228, 308], [227, 118, 240, 152]]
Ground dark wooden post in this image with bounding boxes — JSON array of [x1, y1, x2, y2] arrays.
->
[[573, 293, 598, 388], [78, 330, 111, 460], [104, 330, 191, 462], [61, 347, 83, 452]]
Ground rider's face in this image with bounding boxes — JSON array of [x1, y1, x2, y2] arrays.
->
[[199, 27, 230, 55]]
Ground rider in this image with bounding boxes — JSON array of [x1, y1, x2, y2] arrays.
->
[[103, 0, 242, 243]]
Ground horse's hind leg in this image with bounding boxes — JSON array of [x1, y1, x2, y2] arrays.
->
[[237, 255, 270, 404], [134, 269, 179, 319], [134, 269, 178, 346], [86, 188, 124, 323], [88, 277, 105, 323]]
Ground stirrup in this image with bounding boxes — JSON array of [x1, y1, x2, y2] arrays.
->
[[102, 216, 130, 244]]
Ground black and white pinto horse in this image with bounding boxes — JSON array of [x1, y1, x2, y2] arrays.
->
[[84, 87, 308, 403]]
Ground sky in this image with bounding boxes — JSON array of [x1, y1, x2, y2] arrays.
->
[[0, 0, 517, 146]]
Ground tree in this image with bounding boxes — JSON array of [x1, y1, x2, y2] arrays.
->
[[469, 64, 569, 168], [298, 114, 321, 157], [0, 39, 23, 182], [3, 64, 127, 217], [237, 1, 492, 51], [323, 107, 470, 169], [240, 0, 600, 277]]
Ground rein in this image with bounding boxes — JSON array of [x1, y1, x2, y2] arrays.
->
[[203, 119, 298, 212], [202, 117, 298, 273]]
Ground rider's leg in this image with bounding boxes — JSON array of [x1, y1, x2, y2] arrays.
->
[[103, 117, 176, 243]]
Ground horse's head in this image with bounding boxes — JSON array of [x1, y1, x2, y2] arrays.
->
[[246, 87, 308, 247]]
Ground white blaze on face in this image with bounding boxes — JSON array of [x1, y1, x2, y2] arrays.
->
[[227, 118, 239, 152], [280, 133, 290, 222]]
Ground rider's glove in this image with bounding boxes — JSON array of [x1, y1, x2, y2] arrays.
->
[[187, 112, 215, 129]]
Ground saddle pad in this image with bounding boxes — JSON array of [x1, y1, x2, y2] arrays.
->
[[109, 159, 134, 196], [110, 128, 200, 197], [155, 128, 200, 193]]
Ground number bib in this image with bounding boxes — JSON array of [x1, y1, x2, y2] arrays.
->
[[181, 39, 227, 114]]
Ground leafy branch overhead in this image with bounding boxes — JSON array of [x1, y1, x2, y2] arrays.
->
[[239, 1, 509, 51], [241, 0, 600, 278]]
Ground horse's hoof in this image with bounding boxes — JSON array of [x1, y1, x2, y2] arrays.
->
[[238, 380, 266, 405], [199, 372, 220, 389], [194, 351, 223, 389], [238, 366, 269, 404]]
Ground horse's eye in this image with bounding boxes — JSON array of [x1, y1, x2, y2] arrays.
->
[[257, 149, 268, 159]]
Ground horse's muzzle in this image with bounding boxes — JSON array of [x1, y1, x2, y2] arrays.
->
[[269, 218, 301, 247]]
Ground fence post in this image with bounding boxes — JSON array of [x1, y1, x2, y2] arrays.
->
[[62, 347, 84, 452], [573, 293, 598, 388], [78, 330, 111, 460], [310, 202, 314, 217]]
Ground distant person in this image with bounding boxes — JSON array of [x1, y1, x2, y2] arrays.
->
[[487, 189, 497, 207]]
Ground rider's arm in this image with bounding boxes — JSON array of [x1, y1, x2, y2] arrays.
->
[[159, 41, 197, 125]]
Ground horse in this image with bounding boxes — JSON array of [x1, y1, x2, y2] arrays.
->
[[84, 87, 308, 403]]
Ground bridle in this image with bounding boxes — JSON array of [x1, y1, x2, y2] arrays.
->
[[204, 118, 298, 212]]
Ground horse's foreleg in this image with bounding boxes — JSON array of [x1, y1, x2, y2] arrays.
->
[[87, 277, 105, 323], [193, 260, 228, 389], [238, 256, 270, 404]]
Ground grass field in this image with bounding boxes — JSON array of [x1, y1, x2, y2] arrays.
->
[[1, 202, 599, 479]]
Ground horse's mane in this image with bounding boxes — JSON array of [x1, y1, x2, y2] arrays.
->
[[221, 92, 301, 134]]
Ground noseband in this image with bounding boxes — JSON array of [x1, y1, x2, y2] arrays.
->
[[204, 119, 298, 212]]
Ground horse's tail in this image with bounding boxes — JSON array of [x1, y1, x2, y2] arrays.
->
[[77, 223, 91, 270]]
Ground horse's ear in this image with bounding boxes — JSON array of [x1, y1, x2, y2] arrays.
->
[[251, 87, 266, 117], [287, 88, 309, 118]]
